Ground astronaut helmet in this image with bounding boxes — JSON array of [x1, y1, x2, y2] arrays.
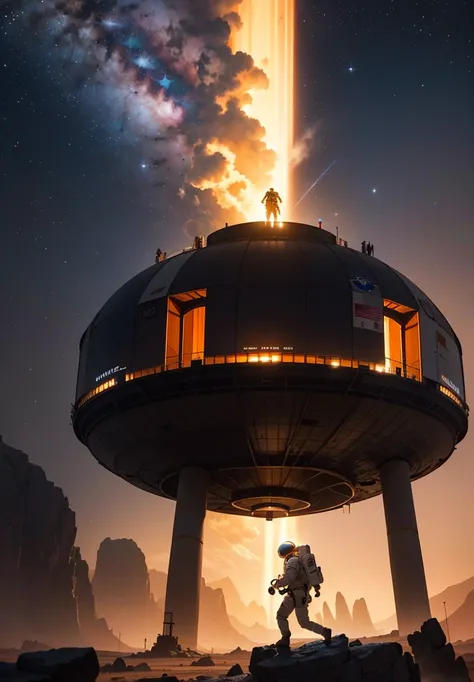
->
[[269, 187, 274, 191], [277, 540, 296, 559]]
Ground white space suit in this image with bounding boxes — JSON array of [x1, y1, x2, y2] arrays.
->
[[274, 554, 329, 643]]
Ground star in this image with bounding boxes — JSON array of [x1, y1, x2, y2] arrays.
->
[[372, 188, 377, 193], [159, 74, 173, 90]]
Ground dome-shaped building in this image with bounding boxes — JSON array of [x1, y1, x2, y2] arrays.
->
[[73, 221, 468, 646]]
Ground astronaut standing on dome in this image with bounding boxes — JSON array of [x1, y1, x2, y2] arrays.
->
[[270, 541, 331, 648], [262, 187, 282, 223]]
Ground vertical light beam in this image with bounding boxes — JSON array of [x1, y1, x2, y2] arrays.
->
[[233, 0, 295, 220]]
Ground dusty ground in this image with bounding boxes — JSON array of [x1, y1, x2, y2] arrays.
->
[[96, 650, 251, 681]]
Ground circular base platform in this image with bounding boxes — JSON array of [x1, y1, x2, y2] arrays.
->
[[73, 362, 467, 515]]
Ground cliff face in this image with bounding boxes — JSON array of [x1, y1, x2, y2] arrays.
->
[[149, 570, 256, 651], [0, 438, 80, 648], [71, 547, 127, 651], [198, 579, 254, 652], [92, 538, 160, 647], [209, 577, 267, 627]]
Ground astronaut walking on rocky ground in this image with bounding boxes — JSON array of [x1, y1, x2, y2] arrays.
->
[[262, 187, 282, 223], [269, 541, 332, 648]]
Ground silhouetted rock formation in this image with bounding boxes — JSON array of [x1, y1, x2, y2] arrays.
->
[[440, 589, 474, 643], [198, 579, 254, 652], [352, 598, 375, 636], [322, 601, 336, 630], [147, 569, 257, 651], [209, 577, 267, 627], [0, 438, 122, 652], [0, 439, 79, 648], [335, 591, 353, 634], [149, 569, 167, 604], [408, 618, 471, 682], [71, 547, 125, 651], [229, 616, 278, 645], [92, 538, 160, 648]]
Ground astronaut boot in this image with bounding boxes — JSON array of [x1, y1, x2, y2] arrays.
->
[[323, 627, 332, 646], [275, 635, 291, 648]]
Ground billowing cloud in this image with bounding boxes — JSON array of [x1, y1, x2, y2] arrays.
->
[[4, 0, 277, 232]]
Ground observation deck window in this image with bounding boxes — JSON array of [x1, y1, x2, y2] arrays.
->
[[383, 299, 421, 381], [165, 290, 207, 370]]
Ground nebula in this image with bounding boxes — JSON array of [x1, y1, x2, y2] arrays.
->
[[4, 0, 280, 231]]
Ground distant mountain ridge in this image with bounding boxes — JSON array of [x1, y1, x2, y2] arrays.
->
[[208, 577, 267, 627], [374, 576, 474, 634], [440, 589, 474, 643]]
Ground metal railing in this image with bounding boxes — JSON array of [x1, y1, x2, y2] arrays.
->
[[74, 352, 470, 416]]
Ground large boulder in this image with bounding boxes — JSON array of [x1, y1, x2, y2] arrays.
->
[[251, 635, 350, 682], [16, 647, 99, 682], [408, 618, 471, 682], [249, 636, 420, 682]]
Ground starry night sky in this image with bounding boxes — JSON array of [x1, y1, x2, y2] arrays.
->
[[1, 0, 473, 619]]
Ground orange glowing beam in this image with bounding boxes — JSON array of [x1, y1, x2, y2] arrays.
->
[[233, 0, 295, 221]]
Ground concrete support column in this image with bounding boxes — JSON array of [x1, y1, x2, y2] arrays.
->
[[164, 467, 209, 650], [380, 459, 431, 635]]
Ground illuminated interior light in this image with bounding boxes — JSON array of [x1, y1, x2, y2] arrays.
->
[[259, 355, 271, 363], [249, 355, 259, 363], [271, 354, 282, 362], [330, 360, 340, 367], [375, 364, 385, 373]]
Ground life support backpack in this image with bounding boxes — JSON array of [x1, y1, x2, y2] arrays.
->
[[297, 544, 324, 591]]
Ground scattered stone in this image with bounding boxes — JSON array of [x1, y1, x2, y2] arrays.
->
[[350, 640, 363, 648], [133, 662, 152, 671], [100, 656, 127, 673], [191, 657, 215, 667], [16, 647, 99, 682], [227, 664, 244, 677], [135, 678, 180, 682]]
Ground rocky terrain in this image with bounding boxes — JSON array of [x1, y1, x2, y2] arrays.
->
[[0, 617, 470, 682]]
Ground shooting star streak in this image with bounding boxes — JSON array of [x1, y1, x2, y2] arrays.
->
[[294, 160, 336, 208]]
